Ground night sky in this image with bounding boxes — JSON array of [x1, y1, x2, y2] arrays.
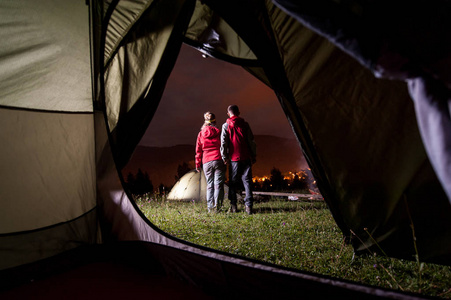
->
[[139, 44, 296, 147]]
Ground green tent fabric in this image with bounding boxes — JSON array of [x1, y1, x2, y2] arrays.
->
[[270, 0, 451, 262], [1, 0, 450, 298], [0, 0, 97, 270], [272, 0, 451, 203]]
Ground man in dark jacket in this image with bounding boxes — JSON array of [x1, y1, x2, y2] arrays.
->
[[221, 105, 256, 214]]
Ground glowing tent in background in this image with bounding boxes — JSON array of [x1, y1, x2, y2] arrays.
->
[[167, 170, 207, 202], [1, 0, 450, 299], [166, 169, 234, 203]]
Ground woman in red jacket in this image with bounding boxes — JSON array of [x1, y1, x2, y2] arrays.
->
[[195, 112, 225, 212]]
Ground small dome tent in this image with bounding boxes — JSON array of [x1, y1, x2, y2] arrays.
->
[[1, 0, 450, 299], [167, 169, 235, 203], [167, 169, 207, 202]]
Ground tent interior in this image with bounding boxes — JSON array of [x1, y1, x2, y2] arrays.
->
[[1, 0, 450, 299]]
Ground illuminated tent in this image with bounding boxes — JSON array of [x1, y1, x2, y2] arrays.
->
[[166, 169, 234, 203], [167, 170, 208, 202], [1, 0, 450, 298]]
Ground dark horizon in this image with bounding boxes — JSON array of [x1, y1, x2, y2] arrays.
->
[[125, 134, 307, 188]]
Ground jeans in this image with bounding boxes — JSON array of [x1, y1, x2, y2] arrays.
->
[[228, 160, 253, 207], [203, 159, 225, 209]]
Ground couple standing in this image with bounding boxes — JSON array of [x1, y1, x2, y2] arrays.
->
[[195, 105, 257, 215]]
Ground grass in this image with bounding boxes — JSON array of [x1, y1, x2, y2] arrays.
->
[[135, 195, 451, 298]]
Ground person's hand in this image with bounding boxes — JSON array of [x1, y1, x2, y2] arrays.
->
[[196, 168, 200, 172], [223, 159, 228, 165]]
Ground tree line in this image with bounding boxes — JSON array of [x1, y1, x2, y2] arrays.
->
[[125, 162, 316, 197]]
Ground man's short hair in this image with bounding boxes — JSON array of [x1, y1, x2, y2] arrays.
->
[[227, 105, 240, 115]]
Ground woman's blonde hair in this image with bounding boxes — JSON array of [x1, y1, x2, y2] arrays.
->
[[202, 111, 216, 128]]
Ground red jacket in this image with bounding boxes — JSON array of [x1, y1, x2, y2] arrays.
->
[[221, 116, 256, 162], [195, 125, 222, 169]]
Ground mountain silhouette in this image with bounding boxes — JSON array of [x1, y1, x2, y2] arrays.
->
[[122, 135, 307, 187]]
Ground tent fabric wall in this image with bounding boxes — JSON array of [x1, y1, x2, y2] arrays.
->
[[0, 0, 92, 111], [184, 1, 258, 64], [0, 0, 97, 270], [272, 0, 451, 205], [269, 0, 451, 262], [98, 0, 197, 169], [264, 0, 451, 262], [409, 77, 451, 204], [103, 0, 186, 132]]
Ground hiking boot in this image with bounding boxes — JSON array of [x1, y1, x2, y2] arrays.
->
[[245, 206, 253, 215], [231, 204, 237, 213]]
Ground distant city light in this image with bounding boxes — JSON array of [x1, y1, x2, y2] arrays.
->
[[252, 169, 315, 187]]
